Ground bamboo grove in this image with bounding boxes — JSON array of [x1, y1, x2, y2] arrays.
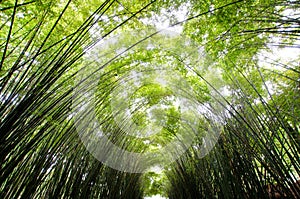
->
[[0, 0, 299, 198]]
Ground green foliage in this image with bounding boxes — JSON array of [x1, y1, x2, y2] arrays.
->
[[1, 0, 300, 198]]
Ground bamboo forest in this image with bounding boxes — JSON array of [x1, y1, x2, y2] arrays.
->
[[1, 0, 300, 198]]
